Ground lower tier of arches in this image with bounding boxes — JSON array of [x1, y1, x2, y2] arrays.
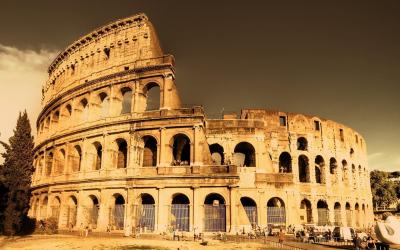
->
[[30, 186, 374, 234]]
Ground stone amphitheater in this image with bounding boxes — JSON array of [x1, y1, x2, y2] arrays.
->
[[29, 13, 374, 234]]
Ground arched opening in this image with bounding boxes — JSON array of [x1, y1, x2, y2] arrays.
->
[[171, 193, 190, 231], [71, 145, 82, 172], [99, 92, 110, 118], [172, 134, 190, 165], [52, 111, 60, 130], [355, 203, 360, 227], [144, 83, 160, 111], [116, 139, 128, 168], [40, 196, 48, 219], [46, 152, 53, 176], [80, 98, 89, 122], [330, 157, 338, 184], [233, 142, 256, 167], [267, 197, 286, 225], [67, 196, 78, 228], [334, 202, 341, 226], [33, 198, 39, 218], [298, 155, 310, 183], [345, 202, 352, 226], [240, 197, 258, 227], [342, 160, 349, 184], [209, 143, 224, 165], [300, 199, 312, 224], [112, 194, 125, 230], [317, 200, 329, 226], [54, 149, 65, 175], [279, 152, 292, 173], [204, 193, 226, 232], [142, 136, 157, 167], [51, 197, 61, 222], [121, 87, 133, 114], [139, 194, 155, 232], [361, 204, 366, 228], [92, 142, 102, 170], [315, 155, 325, 184], [65, 104, 72, 117], [297, 137, 308, 151], [352, 164, 357, 186], [88, 195, 99, 229]]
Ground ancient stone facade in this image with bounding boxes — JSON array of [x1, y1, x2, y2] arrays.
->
[[29, 13, 374, 234]]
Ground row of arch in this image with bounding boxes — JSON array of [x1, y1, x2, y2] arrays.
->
[[278, 152, 368, 185], [39, 83, 161, 135], [34, 134, 191, 179], [32, 192, 369, 232]]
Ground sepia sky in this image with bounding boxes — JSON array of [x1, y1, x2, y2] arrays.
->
[[0, 0, 399, 171]]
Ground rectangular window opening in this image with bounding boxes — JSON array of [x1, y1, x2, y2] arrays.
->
[[339, 129, 344, 141], [314, 121, 320, 131], [279, 116, 287, 127]]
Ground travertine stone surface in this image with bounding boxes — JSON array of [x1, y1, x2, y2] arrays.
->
[[30, 13, 373, 234]]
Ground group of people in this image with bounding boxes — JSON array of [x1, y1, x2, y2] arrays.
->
[[171, 160, 189, 166]]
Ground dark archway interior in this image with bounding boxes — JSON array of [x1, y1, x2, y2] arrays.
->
[[117, 139, 128, 168], [172, 134, 190, 164], [240, 197, 256, 207], [317, 200, 328, 209], [172, 194, 190, 204], [279, 152, 292, 173], [141, 194, 155, 204], [234, 142, 256, 167], [143, 136, 157, 166], [297, 137, 308, 150], [267, 197, 285, 207], [298, 155, 309, 182], [115, 195, 125, 205], [204, 193, 225, 205], [209, 143, 224, 165]]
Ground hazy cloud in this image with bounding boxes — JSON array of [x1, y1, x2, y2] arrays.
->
[[0, 44, 58, 162]]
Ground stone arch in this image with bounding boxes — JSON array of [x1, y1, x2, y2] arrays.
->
[[345, 202, 352, 226], [334, 202, 342, 226], [240, 197, 258, 227], [143, 82, 161, 111], [233, 141, 256, 167], [98, 92, 110, 118], [66, 195, 78, 228], [171, 133, 191, 165], [329, 157, 338, 174], [78, 98, 89, 122], [171, 193, 190, 231], [52, 110, 60, 130], [315, 155, 325, 184], [49, 196, 60, 225], [142, 136, 157, 167], [300, 199, 313, 223], [279, 152, 292, 173], [138, 193, 156, 231], [355, 203, 360, 227], [120, 87, 133, 114], [40, 196, 49, 219], [71, 145, 82, 172], [204, 193, 226, 232], [46, 151, 53, 176], [267, 197, 286, 225], [297, 137, 308, 151], [115, 138, 128, 168], [111, 193, 125, 230], [83, 195, 99, 228], [209, 143, 224, 165], [298, 155, 310, 183], [54, 148, 65, 175], [317, 200, 329, 226], [92, 141, 102, 170]]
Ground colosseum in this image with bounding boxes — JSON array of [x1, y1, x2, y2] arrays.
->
[[29, 13, 374, 234]]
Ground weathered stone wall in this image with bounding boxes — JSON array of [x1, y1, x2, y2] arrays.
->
[[30, 13, 374, 235]]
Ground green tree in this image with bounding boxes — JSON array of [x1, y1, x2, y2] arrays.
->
[[370, 170, 397, 209], [0, 111, 34, 235]]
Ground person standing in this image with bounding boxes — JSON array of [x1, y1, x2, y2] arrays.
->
[[279, 228, 285, 245]]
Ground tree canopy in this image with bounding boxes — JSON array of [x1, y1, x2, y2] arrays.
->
[[0, 111, 35, 235], [370, 170, 399, 209]]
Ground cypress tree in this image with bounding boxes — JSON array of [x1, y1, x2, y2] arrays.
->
[[0, 111, 34, 235]]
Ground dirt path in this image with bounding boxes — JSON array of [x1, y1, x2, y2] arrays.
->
[[0, 235, 270, 250]]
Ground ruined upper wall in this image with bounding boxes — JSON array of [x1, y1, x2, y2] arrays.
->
[[41, 13, 165, 107]]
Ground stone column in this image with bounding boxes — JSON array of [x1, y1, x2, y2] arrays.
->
[[97, 190, 109, 231], [192, 186, 201, 232], [158, 127, 168, 167], [157, 187, 168, 232]]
